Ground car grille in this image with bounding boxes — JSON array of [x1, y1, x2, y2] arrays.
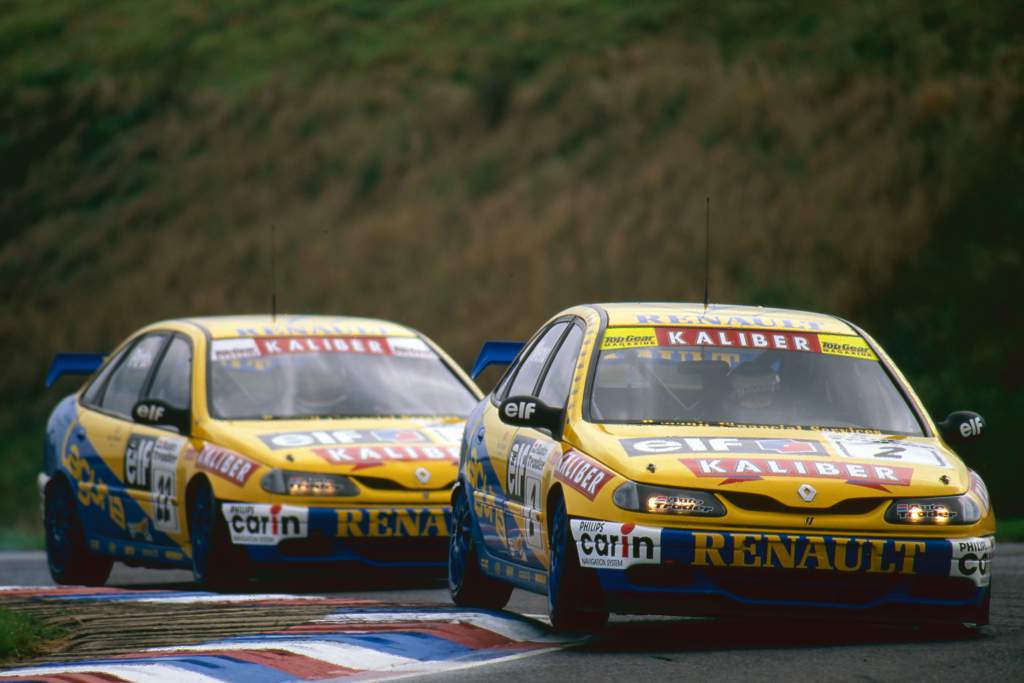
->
[[719, 491, 884, 515], [351, 475, 455, 492]]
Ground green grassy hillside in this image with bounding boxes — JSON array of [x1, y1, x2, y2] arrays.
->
[[2, 0, 1022, 543]]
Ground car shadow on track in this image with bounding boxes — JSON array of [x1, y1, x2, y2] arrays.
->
[[579, 616, 987, 653], [107, 566, 447, 594]]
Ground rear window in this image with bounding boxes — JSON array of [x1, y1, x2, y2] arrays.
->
[[208, 335, 477, 420], [589, 326, 923, 435]]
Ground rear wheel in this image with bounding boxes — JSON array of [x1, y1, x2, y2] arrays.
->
[[547, 494, 608, 633], [44, 477, 112, 586], [449, 485, 513, 609], [188, 479, 245, 590]]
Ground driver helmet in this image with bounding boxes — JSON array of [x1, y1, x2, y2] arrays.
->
[[729, 359, 780, 410]]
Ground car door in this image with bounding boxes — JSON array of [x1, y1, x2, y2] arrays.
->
[[133, 333, 194, 546], [76, 332, 168, 546], [476, 320, 568, 562], [507, 321, 585, 568]]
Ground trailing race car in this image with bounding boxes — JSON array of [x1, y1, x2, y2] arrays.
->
[[42, 315, 480, 587], [450, 303, 994, 631]]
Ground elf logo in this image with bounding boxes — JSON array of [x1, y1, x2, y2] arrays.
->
[[223, 503, 308, 546], [503, 400, 536, 421], [572, 520, 661, 569]]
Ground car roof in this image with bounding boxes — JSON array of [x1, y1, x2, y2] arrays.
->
[[593, 302, 857, 335], [177, 314, 419, 340]]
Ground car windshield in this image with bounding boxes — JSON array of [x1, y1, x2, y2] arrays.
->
[[208, 335, 477, 419], [589, 326, 923, 435]]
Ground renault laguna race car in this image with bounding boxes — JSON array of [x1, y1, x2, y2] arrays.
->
[[41, 315, 480, 587], [449, 303, 994, 631]]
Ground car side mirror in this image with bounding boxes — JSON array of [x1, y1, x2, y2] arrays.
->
[[132, 399, 191, 436], [938, 410, 985, 445], [498, 395, 564, 440]]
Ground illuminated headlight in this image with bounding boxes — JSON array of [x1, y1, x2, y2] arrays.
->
[[884, 495, 981, 525], [261, 469, 359, 497], [613, 481, 725, 517]]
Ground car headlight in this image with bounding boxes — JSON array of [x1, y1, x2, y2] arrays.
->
[[260, 469, 359, 497], [613, 481, 726, 516], [884, 494, 981, 525]]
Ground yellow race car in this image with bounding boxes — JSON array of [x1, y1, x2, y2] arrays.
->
[[41, 315, 480, 587], [450, 303, 993, 631]]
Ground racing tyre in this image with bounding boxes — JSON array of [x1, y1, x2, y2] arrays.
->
[[449, 486, 513, 609], [547, 494, 608, 633], [188, 478, 245, 590], [44, 477, 113, 586]]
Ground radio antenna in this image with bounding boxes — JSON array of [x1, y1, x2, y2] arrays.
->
[[271, 224, 278, 323], [703, 196, 710, 313]]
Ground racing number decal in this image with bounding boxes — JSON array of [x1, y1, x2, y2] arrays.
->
[[825, 432, 950, 468], [123, 434, 183, 534]]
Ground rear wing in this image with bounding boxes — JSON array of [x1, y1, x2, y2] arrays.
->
[[469, 341, 524, 379], [45, 353, 105, 388]]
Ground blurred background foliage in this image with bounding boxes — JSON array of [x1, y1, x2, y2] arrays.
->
[[1, 0, 1022, 544]]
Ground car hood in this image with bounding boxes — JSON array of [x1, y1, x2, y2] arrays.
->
[[199, 417, 466, 490], [570, 422, 968, 507]]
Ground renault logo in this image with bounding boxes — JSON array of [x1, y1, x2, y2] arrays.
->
[[797, 483, 817, 502], [415, 467, 431, 485]]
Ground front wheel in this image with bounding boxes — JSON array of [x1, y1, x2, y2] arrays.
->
[[448, 486, 513, 609], [44, 477, 112, 586], [547, 494, 608, 633], [188, 479, 245, 590]]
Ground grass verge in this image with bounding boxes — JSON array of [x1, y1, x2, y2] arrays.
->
[[0, 607, 63, 664]]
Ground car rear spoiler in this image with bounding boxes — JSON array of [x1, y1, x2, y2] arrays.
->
[[45, 353, 105, 387], [469, 341, 524, 379]]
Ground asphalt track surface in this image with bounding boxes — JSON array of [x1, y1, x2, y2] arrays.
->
[[2, 546, 1023, 682]]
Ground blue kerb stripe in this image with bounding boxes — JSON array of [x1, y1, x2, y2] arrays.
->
[[6, 655, 296, 683], [216, 631, 475, 662], [44, 591, 219, 601]]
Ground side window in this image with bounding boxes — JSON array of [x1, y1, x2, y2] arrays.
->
[[507, 322, 569, 398], [81, 343, 133, 407], [538, 324, 585, 408], [100, 334, 168, 417], [147, 335, 192, 409]]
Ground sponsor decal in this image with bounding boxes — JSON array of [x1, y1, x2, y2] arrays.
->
[[62, 440, 126, 531], [817, 334, 877, 360], [621, 436, 826, 456], [123, 434, 182, 532], [223, 503, 308, 545], [554, 450, 613, 501], [127, 516, 154, 542], [195, 445, 258, 486], [655, 327, 820, 353], [255, 335, 391, 356], [634, 314, 824, 330], [312, 445, 459, 469], [679, 456, 912, 489], [824, 432, 951, 468], [571, 520, 661, 569], [600, 327, 659, 350], [211, 336, 438, 362], [423, 423, 466, 444], [506, 437, 555, 507], [336, 507, 449, 537], [260, 428, 431, 450], [949, 537, 993, 587], [124, 435, 156, 489], [689, 532, 925, 574]]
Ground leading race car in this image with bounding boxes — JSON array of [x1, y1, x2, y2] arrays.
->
[[42, 315, 480, 587], [449, 303, 994, 631]]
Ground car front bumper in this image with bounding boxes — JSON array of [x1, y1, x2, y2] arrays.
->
[[222, 502, 451, 568], [571, 520, 993, 620]]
